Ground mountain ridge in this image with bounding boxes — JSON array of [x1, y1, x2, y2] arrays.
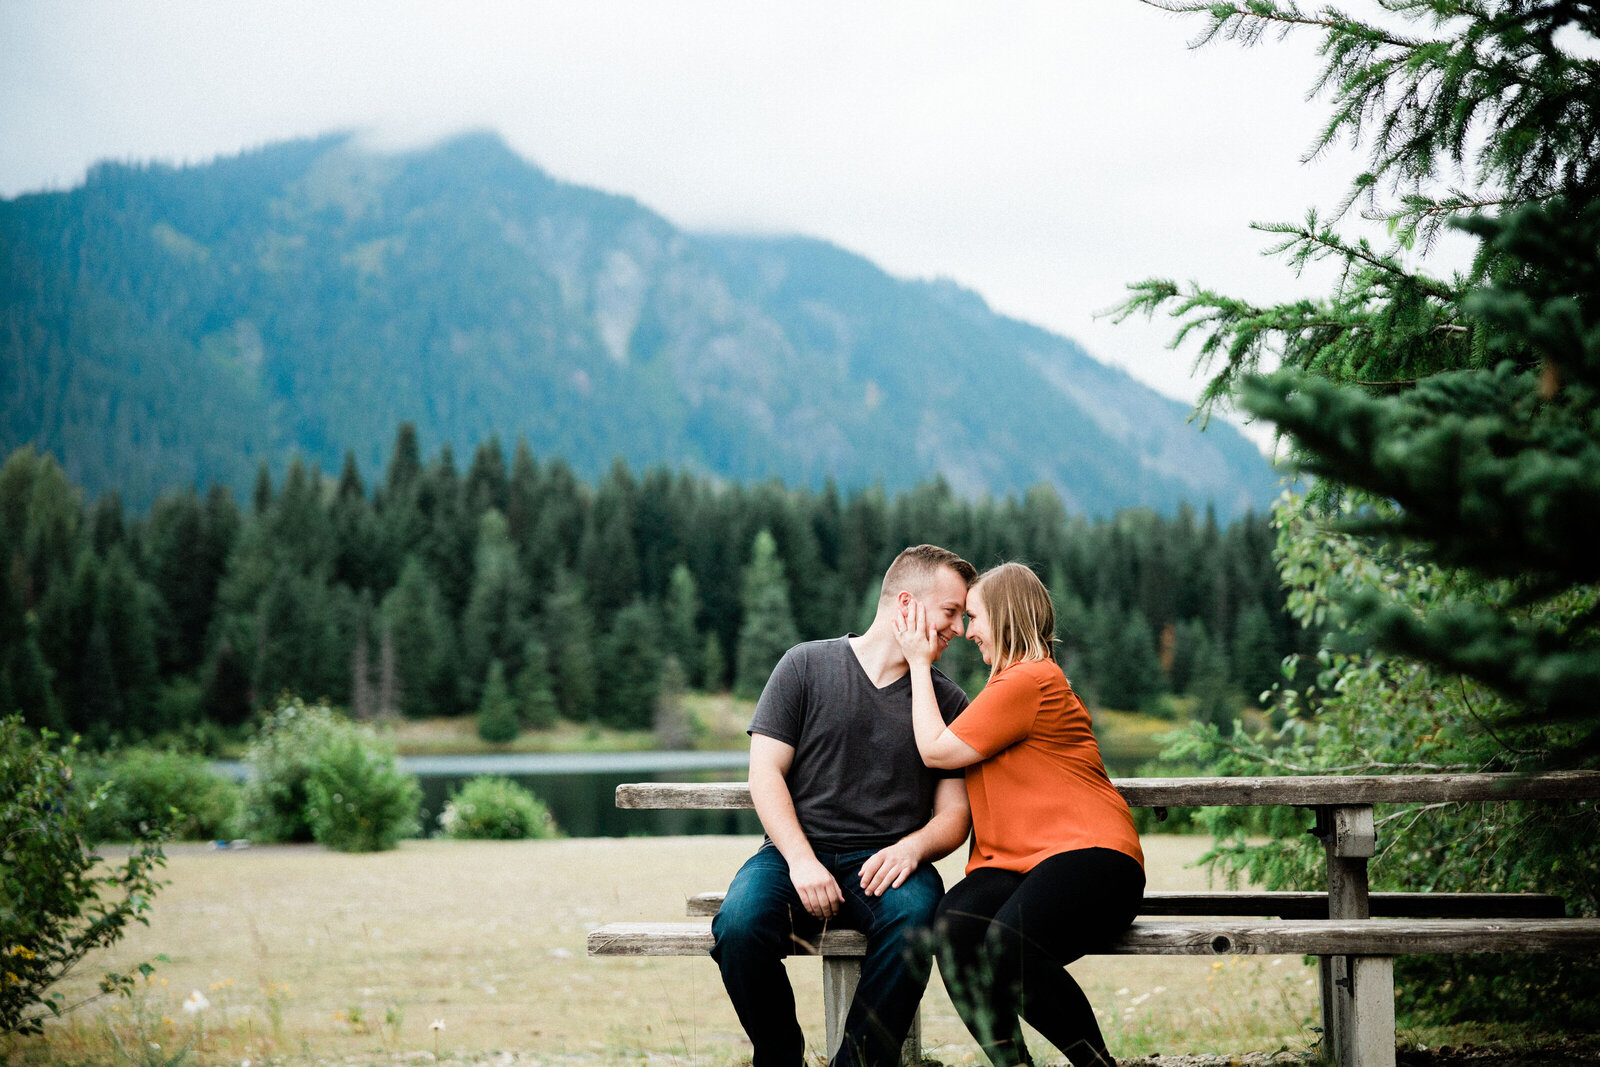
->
[[0, 131, 1278, 515]]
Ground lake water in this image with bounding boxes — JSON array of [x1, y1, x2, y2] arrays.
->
[[410, 751, 762, 837], [216, 749, 1157, 839], [215, 751, 762, 838]]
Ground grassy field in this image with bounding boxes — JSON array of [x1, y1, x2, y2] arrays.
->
[[18, 834, 1344, 1066], [360, 694, 758, 757], [375, 700, 1178, 764]]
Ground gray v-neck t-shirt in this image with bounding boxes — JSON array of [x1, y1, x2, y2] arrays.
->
[[748, 636, 969, 852]]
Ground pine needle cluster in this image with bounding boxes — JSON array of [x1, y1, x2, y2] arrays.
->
[[1121, 0, 1600, 766]]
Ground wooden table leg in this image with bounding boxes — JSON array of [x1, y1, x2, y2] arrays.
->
[[823, 956, 921, 1065], [1315, 804, 1393, 1067], [824, 956, 856, 1060]]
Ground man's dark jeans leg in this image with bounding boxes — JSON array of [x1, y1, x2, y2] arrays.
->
[[712, 843, 817, 1067], [830, 848, 944, 1067], [710, 843, 943, 1067]]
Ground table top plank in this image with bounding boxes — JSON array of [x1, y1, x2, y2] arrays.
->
[[615, 771, 1600, 811], [614, 767, 1600, 809]]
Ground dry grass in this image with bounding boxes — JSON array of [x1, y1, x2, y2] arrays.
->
[[21, 835, 1323, 1066], [373, 694, 755, 756]]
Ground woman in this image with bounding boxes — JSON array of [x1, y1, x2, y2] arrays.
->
[[894, 562, 1144, 1067]]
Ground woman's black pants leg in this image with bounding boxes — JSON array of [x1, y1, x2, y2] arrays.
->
[[932, 848, 1144, 1067]]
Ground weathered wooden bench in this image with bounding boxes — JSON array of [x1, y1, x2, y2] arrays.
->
[[588, 772, 1600, 1067]]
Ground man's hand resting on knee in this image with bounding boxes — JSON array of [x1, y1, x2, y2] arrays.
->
[[789, 855, 845, 919]]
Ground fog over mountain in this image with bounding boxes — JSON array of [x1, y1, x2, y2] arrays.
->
[[0, 132, 1279, 514]]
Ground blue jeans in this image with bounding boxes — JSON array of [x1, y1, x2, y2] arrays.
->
[[710, 841, 944, 1067]]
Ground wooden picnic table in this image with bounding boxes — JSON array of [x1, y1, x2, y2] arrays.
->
[[603, 771, 1600, 1067]]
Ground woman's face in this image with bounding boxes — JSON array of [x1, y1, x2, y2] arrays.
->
[[965, 585, 994, 665]]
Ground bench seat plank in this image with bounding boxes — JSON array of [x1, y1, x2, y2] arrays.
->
[[684, 890, 1566, 919], [1118, 918, 1600, 956], [588, 922, 862, 957], [590, 918, 1600, 959]]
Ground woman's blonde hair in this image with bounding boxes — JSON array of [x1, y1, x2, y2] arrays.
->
[[975, 562, 1057, 680]]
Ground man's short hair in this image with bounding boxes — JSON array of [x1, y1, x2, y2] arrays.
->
[[879, 544, 977, 603]]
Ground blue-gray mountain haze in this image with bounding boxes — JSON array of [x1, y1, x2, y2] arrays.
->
[[0, 132, 1278, 515]]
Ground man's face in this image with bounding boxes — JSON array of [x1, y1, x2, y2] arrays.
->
[[901, 566, 969, 660]]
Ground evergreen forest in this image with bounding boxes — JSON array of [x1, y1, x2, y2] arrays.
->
[[0, 426, 1295, 749]]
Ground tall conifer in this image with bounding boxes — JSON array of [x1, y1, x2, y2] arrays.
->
[[734, 530, 800, 700]]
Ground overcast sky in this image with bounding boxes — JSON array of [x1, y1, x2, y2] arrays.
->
[[2, 1, 1416, 437]]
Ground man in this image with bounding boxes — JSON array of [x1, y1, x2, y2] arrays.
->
[[712, 544, 976, 1067]]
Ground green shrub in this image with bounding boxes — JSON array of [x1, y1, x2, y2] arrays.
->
[[243, 697, 419, 850], [80, 747, 241, 842], [0, 716, 166, 1035], [304, 729, 421, 852], [241, 697, 346, 843], [438, 776, 559, 840]]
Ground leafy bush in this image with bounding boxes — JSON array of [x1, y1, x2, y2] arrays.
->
[[241, 697, 346, 843], [0, 716, 166, 1035], [1167, 496, 1600, 1026], [304, 730, 421, 852], [243, 697, 419, 851], [437, 776, 558, 840], [80, 747, 241, 842]]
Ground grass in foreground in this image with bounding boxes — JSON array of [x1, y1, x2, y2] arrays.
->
[[12, 834, 1561, 1066]]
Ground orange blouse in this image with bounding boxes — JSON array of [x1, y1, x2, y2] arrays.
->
[[947, 658, 1143, 875]]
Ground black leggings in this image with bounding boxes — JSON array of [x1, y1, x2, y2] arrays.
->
[[931, 848, 1144, 1067]]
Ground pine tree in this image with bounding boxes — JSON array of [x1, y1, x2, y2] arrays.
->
[[514, 636, 559, 729], [459, 510, 532, 710], [1230, 601, 1282, 706], [88, 491, 125, 556], [1100, 611, 1163, 712], [734, 530, 800, 700], [251, 460, 273, 516], [1124, 0, 1600, 763], [701, 632, 727, 693], [0, 615, 61, 733], [599, 600, 664, 730], [143, 488, 214, 676], [664, 563, 702, 686], [329, 451, 382, 593], [1168, 617, 1209, 696], [380, 556, 456, 718], [198, 638, 252, 728], [266, 457, 332, 579], [476, 660, 519, 744], [545, 569, 598, 721], [418, 445, 473, 619], [464, 434, 509, 518], [76, 621, 124, 741], [1185, 624, 1237, 737], [505, 439, 541, 565], [95, 546, 160, 734], [384, 423, 424, 499], [577, 461, 640, 626]]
